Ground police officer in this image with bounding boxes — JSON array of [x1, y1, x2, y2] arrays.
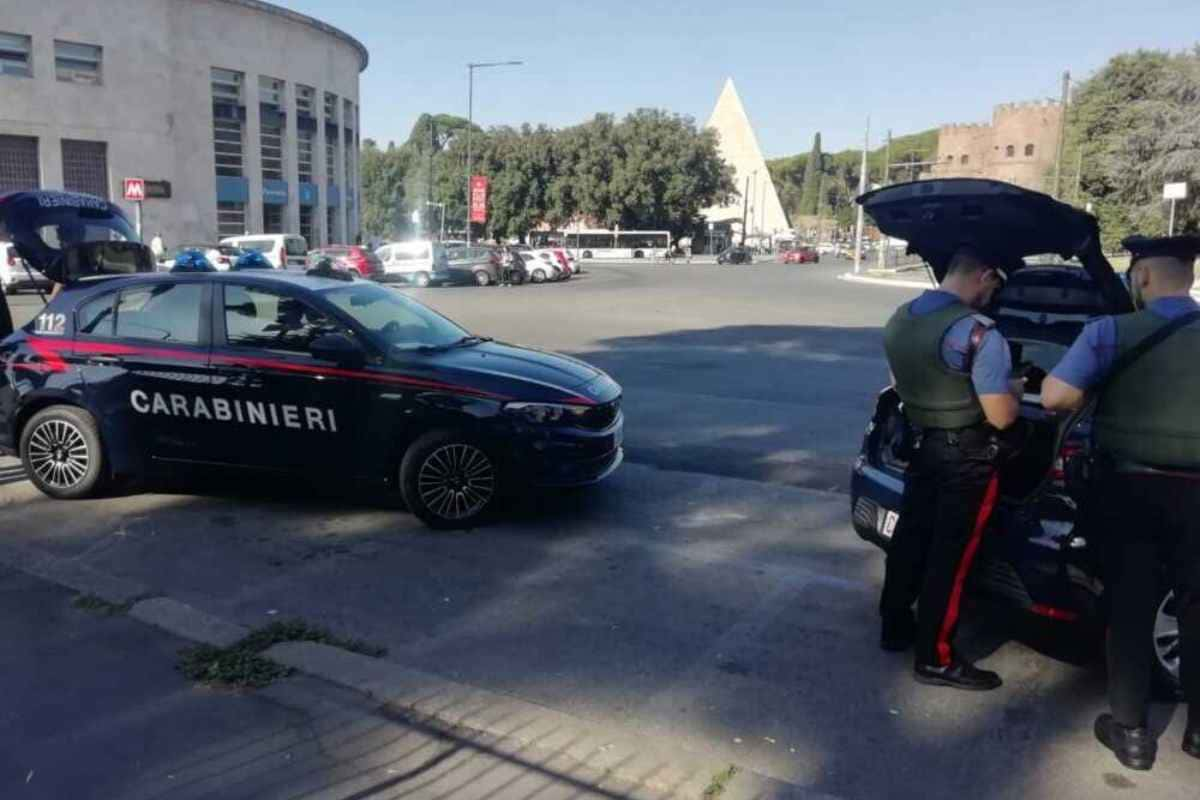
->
[[879, 245, 1025, 691], [1043, 234, 1200, 771]]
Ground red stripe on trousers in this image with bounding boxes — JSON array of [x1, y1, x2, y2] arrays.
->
[[935, 472, 1000, 666]]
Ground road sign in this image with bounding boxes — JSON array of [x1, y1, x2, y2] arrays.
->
[[469, 176, 488, 224], [123, 178, 146, 202], [1164, 182, 1188, 201]]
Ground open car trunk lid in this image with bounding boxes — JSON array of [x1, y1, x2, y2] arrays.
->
[[858, 179, 1131, 314]]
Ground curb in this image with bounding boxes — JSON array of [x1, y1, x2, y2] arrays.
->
[[0, 538, 832, 800], [837, 272, 931, 290]]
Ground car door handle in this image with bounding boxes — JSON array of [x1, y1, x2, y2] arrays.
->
[[88, 355, 123, 365]]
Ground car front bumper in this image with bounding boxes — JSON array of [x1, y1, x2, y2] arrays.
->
[[508, 413, 625, 487]]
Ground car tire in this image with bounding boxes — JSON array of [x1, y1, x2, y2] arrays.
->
[[582, 251, 592, 259], [531, 268, 546, 283], [20, 406, 106, 500], [1152, 586, 1183, 700], [633, 250, 644, 259], [400, 430, 501, 530], [474, 270, 491, 287], [412, 272, 432, 288]]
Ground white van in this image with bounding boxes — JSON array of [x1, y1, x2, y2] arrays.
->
[[1, 241, 52, 295], [219, 234, 308, 269], [375, 240, 449, 287]]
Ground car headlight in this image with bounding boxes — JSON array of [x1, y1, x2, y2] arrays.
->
[[503, 402, 591, 425]]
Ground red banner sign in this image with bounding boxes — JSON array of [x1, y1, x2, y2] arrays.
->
[[469, 176, 489, 224]]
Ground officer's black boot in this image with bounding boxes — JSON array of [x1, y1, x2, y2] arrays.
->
[[1183, 725, 1200, 760], [913, 659, 1002, 691], [880, 611, 916, 652], [1094, 714, 1157, 771]]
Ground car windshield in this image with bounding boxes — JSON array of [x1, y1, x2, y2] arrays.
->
[[319, 282, 468, 349]]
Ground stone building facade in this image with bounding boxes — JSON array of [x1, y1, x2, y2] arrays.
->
[[930, 101, 1064, 193]]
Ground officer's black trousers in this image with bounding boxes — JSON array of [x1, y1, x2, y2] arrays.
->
[[1095, 471, 1200, 730], [880, 428, 1000, 667]]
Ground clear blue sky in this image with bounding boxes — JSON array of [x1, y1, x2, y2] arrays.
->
[[285, 0, 1196, 157]]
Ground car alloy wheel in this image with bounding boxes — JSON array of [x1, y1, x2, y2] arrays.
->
[[531, 268, 546, 283], [416, 443, 496, 522], [474, 270, 491, 286], [1154, 590, 1181, 688], [414, 272, 431, 288], [27, 418, 90, 490]]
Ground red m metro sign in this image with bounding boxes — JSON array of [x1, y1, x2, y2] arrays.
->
[[123, 178, 146, 202]]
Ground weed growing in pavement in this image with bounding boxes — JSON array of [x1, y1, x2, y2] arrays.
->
[[72, 594, 133, 616], [178, 619, 387, 689], [702, 765, 740, 799]]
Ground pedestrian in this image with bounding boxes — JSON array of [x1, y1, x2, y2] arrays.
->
[[1042, 234, 1200, 771], [878, 245, 1024, 691], [149, 231, 165, 258]]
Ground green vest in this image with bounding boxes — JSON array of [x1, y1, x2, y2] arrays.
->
[[883, 299, 985, 429], [1094, 309, 1200, 469]]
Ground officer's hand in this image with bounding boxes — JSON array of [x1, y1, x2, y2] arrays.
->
[[1009, 377, 1028, 398]]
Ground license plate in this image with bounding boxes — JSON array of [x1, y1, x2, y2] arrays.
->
[[880, 510, 899, 539]]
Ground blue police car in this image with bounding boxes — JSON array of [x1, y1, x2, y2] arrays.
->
[[851, 179, 1183, 695], [0, 192, 623, 528]]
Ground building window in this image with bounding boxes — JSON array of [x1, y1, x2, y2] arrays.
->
[[55, 41, 102, 84], [0, 135, 40, 193], [1005, 145, 1015, 158], [297, 85, 315, 185], [0, 32, 32, 78], [960, 155, 969, 166], [299, 205, 314, 247], [263, 204, 284, 234], [1025, 144, 1035, 157], [324, 92, 339, 184], [217, 201, 246, 238], [945, 155, 953, 162], [61, 139, 108, 198], [212, 68, 245, 178], [259, 76, 286, 182]]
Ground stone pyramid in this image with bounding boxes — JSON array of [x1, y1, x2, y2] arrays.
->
[[702, 78, 791, 237]]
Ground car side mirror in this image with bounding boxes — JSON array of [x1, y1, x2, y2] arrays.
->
[[310, 333, 365, 367]]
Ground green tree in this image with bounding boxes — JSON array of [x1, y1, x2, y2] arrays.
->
[[359, 139, 410, 241], [798, 133, 823, 215]]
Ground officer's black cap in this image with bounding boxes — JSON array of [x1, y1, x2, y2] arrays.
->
[[1122, 234, 1200, 264]]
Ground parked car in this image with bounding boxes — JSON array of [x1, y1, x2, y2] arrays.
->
[[550, 248, 578, 275], [520, 252, 562, 283], [219, 234, 308, 269], [1, 241, 52, 295], [781, 247, 820, 264], [846, 179, 1187, 694], [308, 245, 383, 279], [531, 250, 569, 280], [375, 240, 449, 287], [444, 245, 502, 286], [716, 245, 754, 265], [158, 243, 246, 272]]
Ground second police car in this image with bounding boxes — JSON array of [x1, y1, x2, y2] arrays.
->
[[0, 191, 623, 528]]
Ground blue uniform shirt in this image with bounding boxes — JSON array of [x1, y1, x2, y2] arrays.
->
[[909, 289, 1013, 396], [1050, 296, 1200, 391]]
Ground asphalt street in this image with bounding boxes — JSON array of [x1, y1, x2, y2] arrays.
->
[[2, 260, 1198, 798]]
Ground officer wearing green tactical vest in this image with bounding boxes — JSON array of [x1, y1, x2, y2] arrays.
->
[[1043, 233, 1200, 772], [879, 245, 1026, 692]]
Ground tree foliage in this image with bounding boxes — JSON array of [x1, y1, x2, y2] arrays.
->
[[359, 110, 735, 243], [798, 133, 823, 215], [1059, 47, 1200, 249]]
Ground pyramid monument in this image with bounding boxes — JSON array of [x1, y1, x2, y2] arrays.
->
[[701, 78, 791, 238]]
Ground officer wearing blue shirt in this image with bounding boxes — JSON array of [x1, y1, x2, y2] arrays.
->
[[880, 246, 1025, 691], [1044, 234, 1200, 771]]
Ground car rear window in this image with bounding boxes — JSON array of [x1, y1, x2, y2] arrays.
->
[[286, 237, 308, 256], [238, 239, 274, 253]]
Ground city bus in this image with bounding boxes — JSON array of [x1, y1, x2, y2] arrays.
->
[[531, 229, 671, 259]]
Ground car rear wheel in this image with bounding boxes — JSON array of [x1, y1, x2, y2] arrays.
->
[[474, 270, 491, 287], [413, 272, 431, 288], [582, 251, 592, 259], [531, 268, 546, 283], [1152, 588, 1183, 699], [400, 431, 500, 530], [20, 406, 105, 499]]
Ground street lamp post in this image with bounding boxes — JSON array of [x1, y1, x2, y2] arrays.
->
[[466, 61, 523, 249]]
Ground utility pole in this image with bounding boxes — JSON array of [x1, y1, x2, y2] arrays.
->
[[815, 171, 824, 244], [853, 116, 870, 274], [465, 61, 523, 249], [1073, 146, 1083, 205], [740, 174, 750, 246], [428, 119, 436, 238], [877, 129, 891, 271], [1053, 70, 1071, 199]]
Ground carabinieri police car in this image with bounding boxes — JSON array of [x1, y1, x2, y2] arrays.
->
[[0, 191, 623, 528]]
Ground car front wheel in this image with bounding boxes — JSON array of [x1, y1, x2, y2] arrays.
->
[[531, 268, 546, 283], [413, 272, 431, 288], [474, 270, 491, 286], [400, 431, 500, 529], [1153, 588, 1183, 699], [20, 406, 105, 499]]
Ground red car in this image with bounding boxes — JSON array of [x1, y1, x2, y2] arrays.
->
[[308, 245, 384, 278], [781, 247, 820, 264]]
